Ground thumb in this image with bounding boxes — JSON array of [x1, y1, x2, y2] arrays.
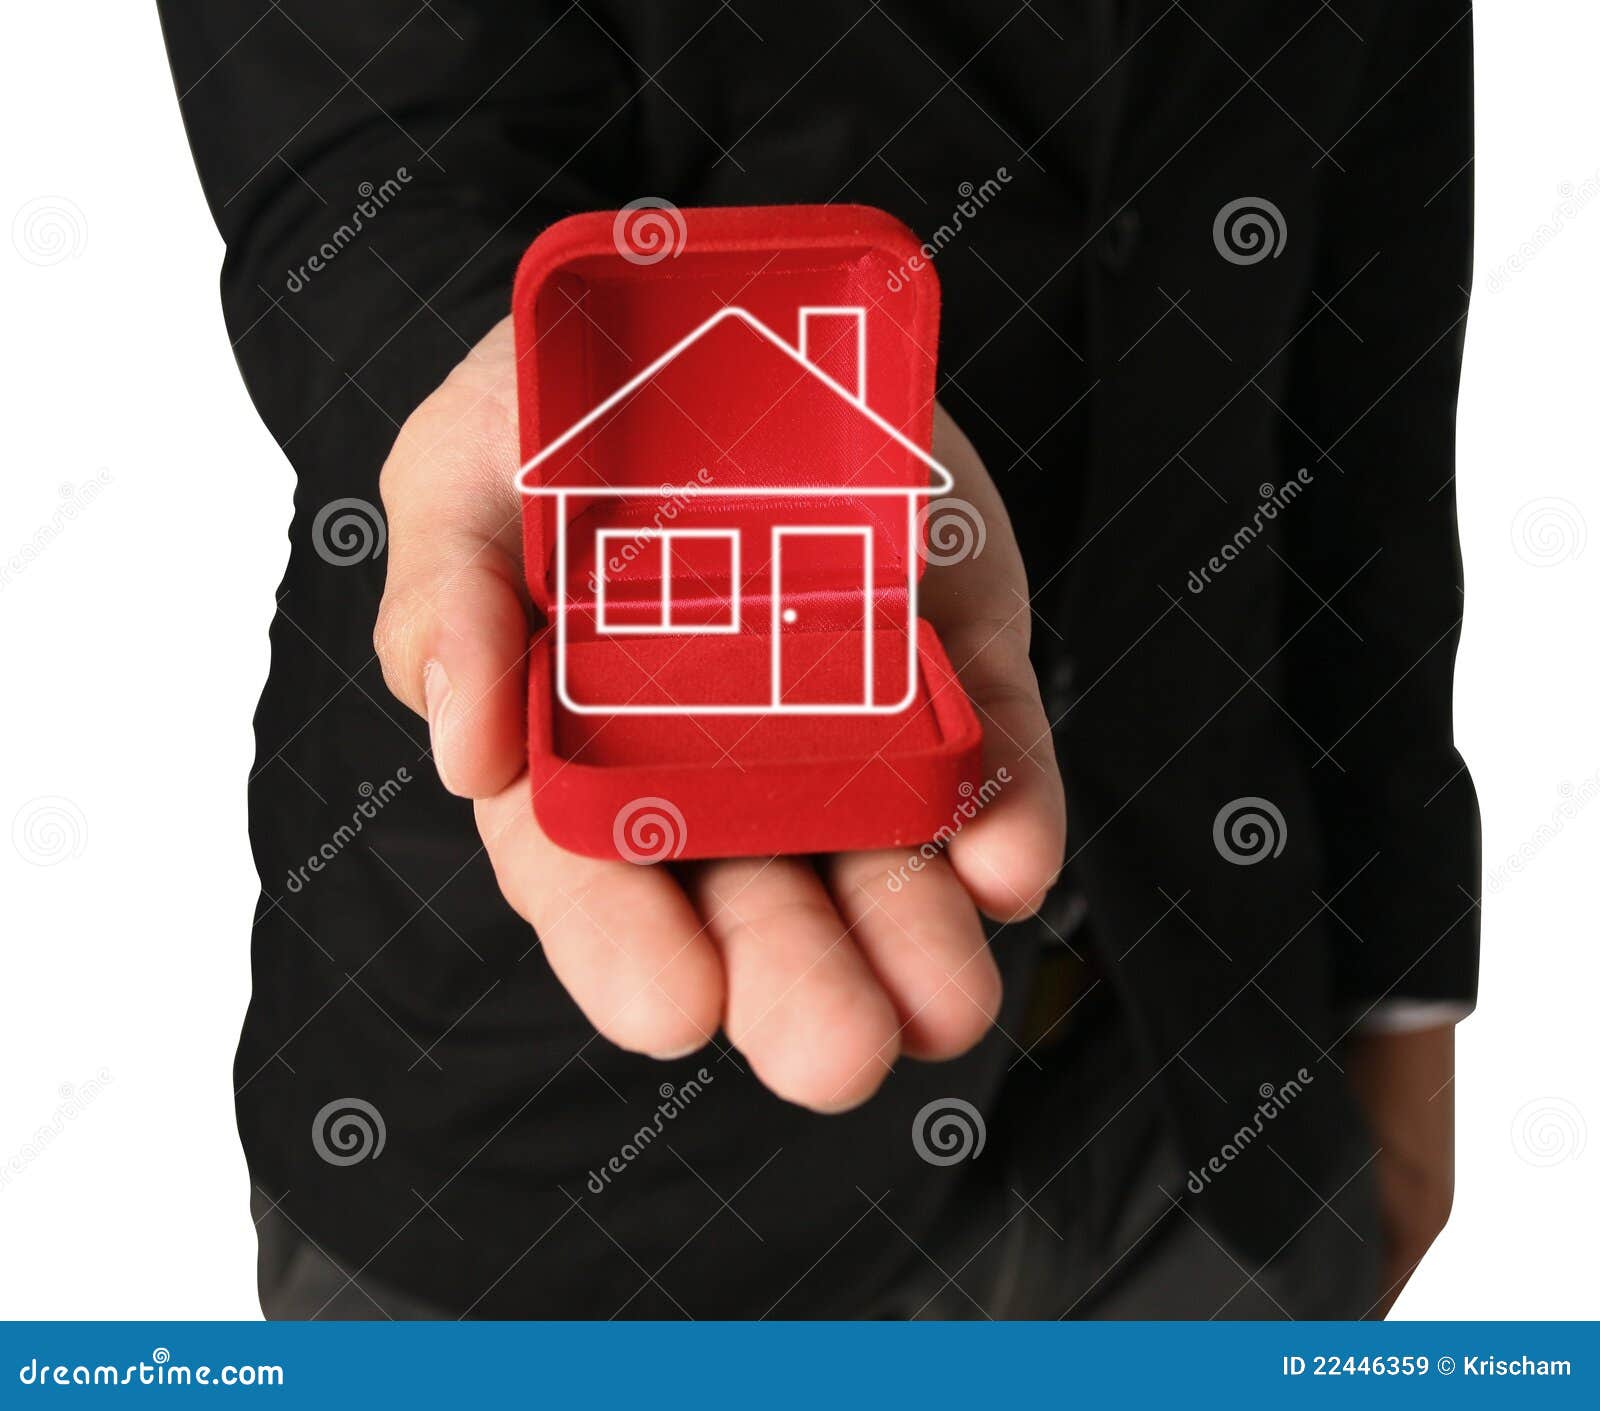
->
[[373, 318, 530, 798]]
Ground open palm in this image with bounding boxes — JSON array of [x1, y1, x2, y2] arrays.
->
[[375, 317, 1065, 1110]]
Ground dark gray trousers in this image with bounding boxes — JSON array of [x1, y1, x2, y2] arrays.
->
[[253, 989, 1379, 1320]]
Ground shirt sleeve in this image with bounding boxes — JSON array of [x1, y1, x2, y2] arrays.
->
[[154, 2, 634, 449], [1277, 0, 1481, 1016]]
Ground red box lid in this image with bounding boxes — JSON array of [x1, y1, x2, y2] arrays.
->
[[511, 204, 945, 619]]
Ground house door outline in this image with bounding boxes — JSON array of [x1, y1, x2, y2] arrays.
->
[[770, 526, 873, 709]]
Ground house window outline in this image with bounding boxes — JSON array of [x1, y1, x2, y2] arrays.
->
[[593, 527, 741, 637]]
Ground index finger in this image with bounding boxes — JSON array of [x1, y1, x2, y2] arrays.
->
[[475, 777, 726, 1059]]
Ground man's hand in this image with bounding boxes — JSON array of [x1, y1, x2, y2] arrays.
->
[[1347, 1024, 1456, 1318], [374, 317, 1067, 1111]]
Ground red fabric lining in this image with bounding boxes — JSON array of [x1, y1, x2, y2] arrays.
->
[[529, 626, 981, 860]]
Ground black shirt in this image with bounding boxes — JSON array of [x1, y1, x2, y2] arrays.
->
[[156, 0, 1478, 1316]]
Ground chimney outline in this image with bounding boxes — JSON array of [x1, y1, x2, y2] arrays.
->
[[798, 306, 867, 405]]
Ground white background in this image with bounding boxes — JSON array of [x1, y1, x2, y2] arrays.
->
[[2, 3, 1595, 1319]]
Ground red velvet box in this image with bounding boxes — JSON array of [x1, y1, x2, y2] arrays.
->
[[513, 204, 982, 861]]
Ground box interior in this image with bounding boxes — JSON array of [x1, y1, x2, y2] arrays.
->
[[519, 215, 963, 770]]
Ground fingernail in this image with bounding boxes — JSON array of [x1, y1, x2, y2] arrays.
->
[[423, 660, 459, 794]]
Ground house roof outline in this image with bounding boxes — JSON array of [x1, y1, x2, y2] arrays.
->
[[514, 304, 956, 499]]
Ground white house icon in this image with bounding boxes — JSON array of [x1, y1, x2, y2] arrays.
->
[[517, 305, 955, 717]]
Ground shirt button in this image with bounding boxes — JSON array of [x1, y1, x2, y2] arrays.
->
[[1099, 207, 1141, 271]]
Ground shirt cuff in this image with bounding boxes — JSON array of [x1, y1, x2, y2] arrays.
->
[[1353, 999, 1474, 1035]]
